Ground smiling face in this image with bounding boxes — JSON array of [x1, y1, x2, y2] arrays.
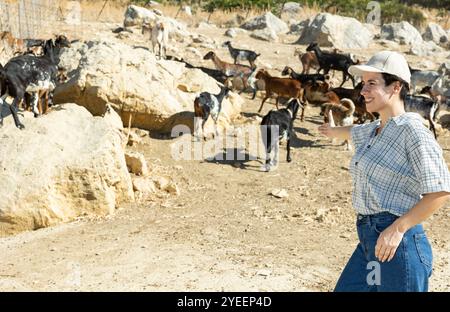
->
[[360, 72, 400, 114]]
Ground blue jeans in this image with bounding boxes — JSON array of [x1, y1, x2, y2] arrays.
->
[[334, 212, 433, 292]]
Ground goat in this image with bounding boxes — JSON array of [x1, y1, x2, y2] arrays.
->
[[203, 51, 256, 97], [330, 82, 376, 123], [306, 42, 357, 87], [255, 69, 305, 120], [1, 32, 69, 58], [23, 67, 68, 115], [321, 98, 355, 151], [260, 98, 300, 172], [281, 66, 327, 84], [420, 86, 447, 109], [222, 41, 260, 68], [404, 94, 440, 139], [194, 85, 231, 140], [431, 62, 450, 98], [409, 66, 440, 94], [294, 49, 319, 74], [0, 39, 66, 128], [0, 31, 25, 56], [142, 21, 168, 59]]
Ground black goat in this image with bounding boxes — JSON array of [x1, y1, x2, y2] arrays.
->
[[260, 99, 300, 172], [281, 66, 327, 84], [306, 42, 357, 87], [405, 95, 440, 139], [194, 85, 231, 140], [222, 41, 260, 68]]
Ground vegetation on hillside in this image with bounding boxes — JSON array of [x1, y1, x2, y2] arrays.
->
[[131, 0, 449, 27]]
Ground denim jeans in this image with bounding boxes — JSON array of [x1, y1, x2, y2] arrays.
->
[[334, 212, 433, 292]]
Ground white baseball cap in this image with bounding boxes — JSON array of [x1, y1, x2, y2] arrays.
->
[[348, 51, 411, 85]]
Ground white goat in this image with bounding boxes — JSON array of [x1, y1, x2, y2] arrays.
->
[[142, 21, 168, 59]]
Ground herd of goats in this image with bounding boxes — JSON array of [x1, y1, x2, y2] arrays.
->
[[0, 22, 449, 170]]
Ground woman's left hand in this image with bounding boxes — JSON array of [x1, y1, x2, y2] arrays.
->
[[375, 224, 405, 262]]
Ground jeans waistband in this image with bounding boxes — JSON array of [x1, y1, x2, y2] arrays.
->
[[357, 212, 399, 224]]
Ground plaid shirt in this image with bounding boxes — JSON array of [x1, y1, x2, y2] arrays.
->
[[350, 112, 450, 216]]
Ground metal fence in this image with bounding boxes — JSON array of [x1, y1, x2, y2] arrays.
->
[[0, 0, 116, 39], [0, 0, 65, 38]]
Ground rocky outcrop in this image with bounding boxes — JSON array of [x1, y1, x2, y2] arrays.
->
[[241, 12, 288, 35], [423, 23, 448, 46], [380, 21, 423, 46], [296, 13, 373, 49], [0, 104, 134, 236], [54, 40, 242, 134]]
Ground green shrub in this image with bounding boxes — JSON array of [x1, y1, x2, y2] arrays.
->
[[129, 0, 435, 27]]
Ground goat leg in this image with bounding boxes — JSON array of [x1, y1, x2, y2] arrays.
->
[[251, 88, 257, 100], [349, 74, 356, 88], [275, 97, 280, 110], [286, 133, 292, 163], [258, 96, 269, 113], [0, 97, 3, 127], [31, 93, 40, 117], [429, 117, 437, 139], [43, 90, 49, 114], [264, 126, 273, 170], [339, 72, 347, 87], [201, 115, 208, 141], [10, 96, 25, 129]]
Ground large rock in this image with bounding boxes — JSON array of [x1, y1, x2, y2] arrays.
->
[[410, 40, 444, 57], [281, 2, 302, 20], [0, 104, 134, 236], [54, 40, 242, 134], [296, 13, 373, 49], [250, 28, 279, 42], [123, 5, 159, 27], [288, 19, 310, 35], [380, 21, 423, 46], [224, 28, 248, 38], [282, 2, 302, 14], [240, 12, 288, 34], [423, 23, 448, 45]]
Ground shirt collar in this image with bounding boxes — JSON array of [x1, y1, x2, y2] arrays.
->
[[390, 112, 422, 126]]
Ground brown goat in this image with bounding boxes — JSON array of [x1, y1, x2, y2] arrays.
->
[[321, 98, 355, 151], [294, 49, 319, 74], [0, 31, 25, 55], [255, 69, 306, 120], [303, 81, 336, 105], [203, 51, 254, 93]]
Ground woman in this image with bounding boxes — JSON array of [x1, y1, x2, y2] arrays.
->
[[319, 51, 450, 292]]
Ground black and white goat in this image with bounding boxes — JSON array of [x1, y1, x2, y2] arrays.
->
[[260, 99, 300, 172], [194, 85, 231, 140], [0, 38, 67, 128], [222, 41, 260, 68], [405, 94, 440, 139]]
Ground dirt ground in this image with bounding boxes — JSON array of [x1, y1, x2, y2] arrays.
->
[[0, 3, 449, 292]]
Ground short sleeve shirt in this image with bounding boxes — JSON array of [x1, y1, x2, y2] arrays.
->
[[350, 112, 450, 216]]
